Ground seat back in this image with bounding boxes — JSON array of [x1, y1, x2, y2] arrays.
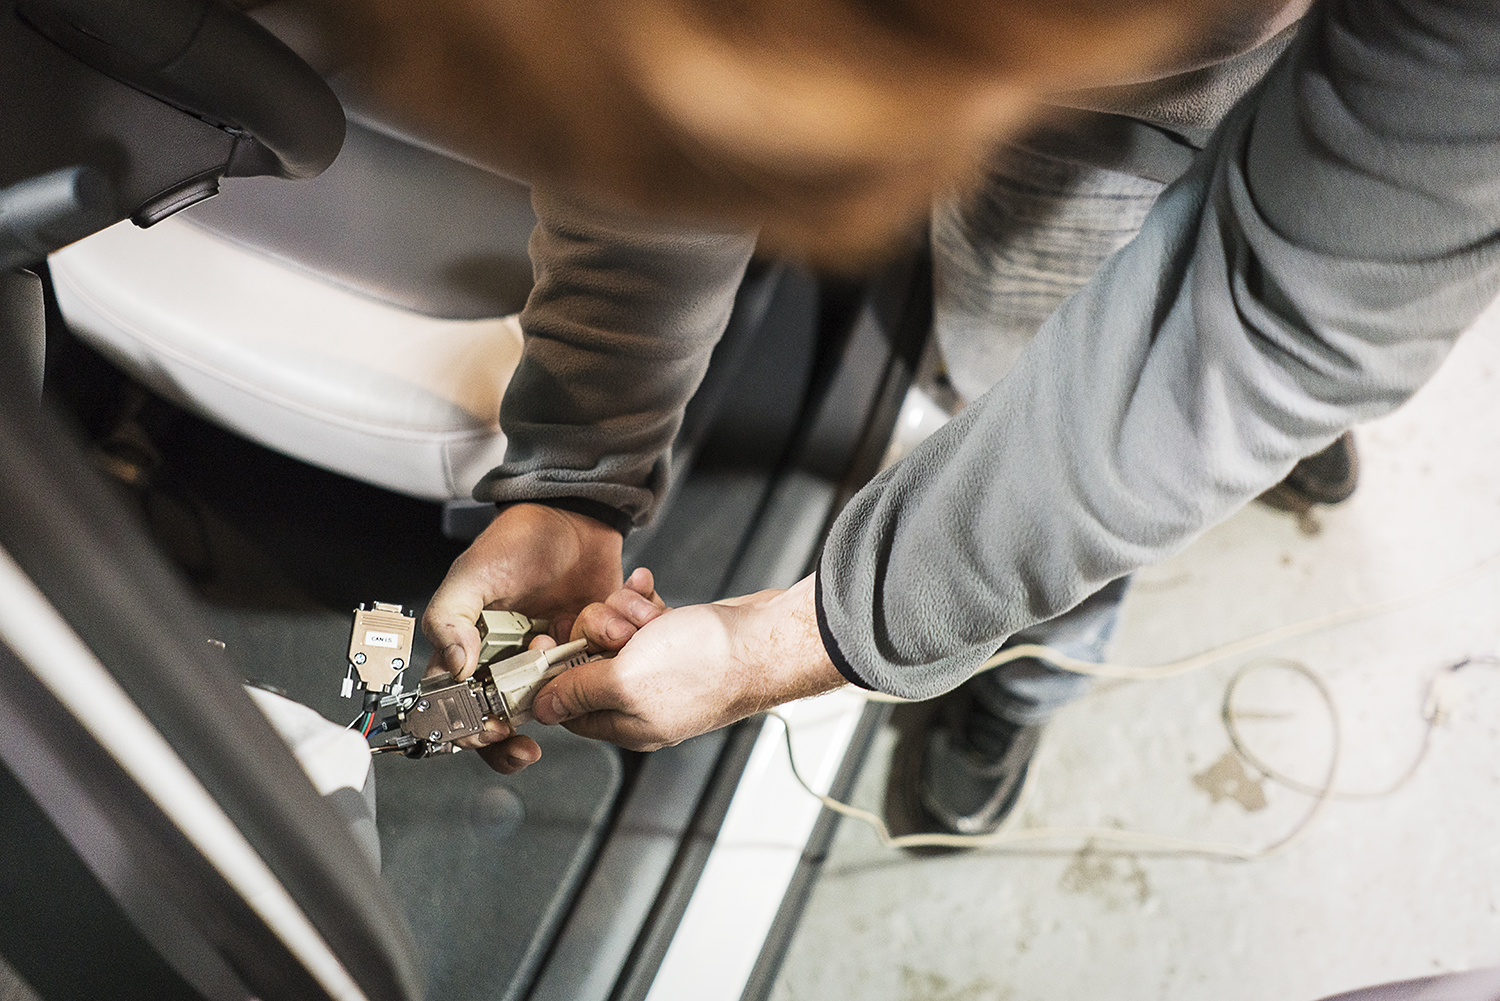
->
[[44, 38, 542, 502], [189, 117, 537, 321], [1, 0, 344, 267]]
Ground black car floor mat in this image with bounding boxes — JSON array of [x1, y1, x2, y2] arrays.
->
[[376, 733, 621, 1001], [200, 605, 623, 1001]]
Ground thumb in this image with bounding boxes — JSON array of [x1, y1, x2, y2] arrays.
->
[[422, 571, 487, 680], [532, 657, 626, 725]]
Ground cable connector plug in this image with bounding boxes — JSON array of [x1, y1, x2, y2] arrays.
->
[[488, 639, 593, 726], [345, 601, 414, 699]]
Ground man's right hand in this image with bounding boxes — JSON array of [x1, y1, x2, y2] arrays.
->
[[422, 503, 624, 683]]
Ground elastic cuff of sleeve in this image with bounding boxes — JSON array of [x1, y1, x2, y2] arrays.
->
[[497, 497, 633, 537], [814, 572, 874, 691]]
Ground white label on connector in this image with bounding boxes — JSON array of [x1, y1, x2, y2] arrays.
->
[[364, 631, 400, 649]]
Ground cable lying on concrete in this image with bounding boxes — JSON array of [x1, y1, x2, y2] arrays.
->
[[773, 553, 1500, 858]]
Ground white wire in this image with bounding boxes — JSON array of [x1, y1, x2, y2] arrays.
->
[[773, 552, 1500, 857], [1225, 655, 1500, 802], [772, 657, 1337, 859], [862, 549, 1500, 699]]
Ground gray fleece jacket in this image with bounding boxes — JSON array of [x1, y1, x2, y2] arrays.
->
[[476, 0, 1500, 698]]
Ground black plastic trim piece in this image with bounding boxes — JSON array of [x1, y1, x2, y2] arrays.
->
[[604, 246, 932, 999], [0, 681, 207, 1001], [742, 247, 932, 996], [16, 0, 344, 180], [819, 246, 932, 525], [609, 716, 767, 1001], [0, 639, 281, 1001], [526, 734, 731, 1001], [520, 263, 820, 1001], [0, 355, 419, 998], [131, 170, 219, 226]]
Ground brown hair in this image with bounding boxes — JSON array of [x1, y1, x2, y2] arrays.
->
[[296, 0, 1300, 263]]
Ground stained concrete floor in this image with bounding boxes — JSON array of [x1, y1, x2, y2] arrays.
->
[[772, 305, 1500, 1001]]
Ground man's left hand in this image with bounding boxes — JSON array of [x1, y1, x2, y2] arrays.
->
[[532, 573, 846, 751]]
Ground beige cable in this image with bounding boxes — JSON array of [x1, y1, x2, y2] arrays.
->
[[774, 551, 1500, 857]]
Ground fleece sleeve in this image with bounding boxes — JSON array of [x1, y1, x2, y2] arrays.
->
[[816, 0, 1500, 697], [470, 186, 756, 530]]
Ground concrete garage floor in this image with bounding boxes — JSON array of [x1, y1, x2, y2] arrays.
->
[[772, 305, 1500, 1001]]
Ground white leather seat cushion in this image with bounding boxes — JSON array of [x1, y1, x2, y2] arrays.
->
[[50, 218, 522, 500]]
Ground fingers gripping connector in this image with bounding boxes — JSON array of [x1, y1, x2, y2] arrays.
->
[[487, 639, 593, 725], [389, 640, 594, 758], [345, 605, 593, 760]]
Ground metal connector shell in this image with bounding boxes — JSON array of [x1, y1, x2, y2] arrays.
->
[[400, 677, 491, 743], [347, 602, 415, 691], [394, 639, 595, 750]]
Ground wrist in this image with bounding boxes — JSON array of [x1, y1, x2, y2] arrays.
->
[[730, 574, 844, 708], [497, 497, 632, 537]]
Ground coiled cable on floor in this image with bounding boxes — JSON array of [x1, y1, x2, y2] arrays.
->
[[772, 553, 1500, 858], [771, 657, 1339, 859]]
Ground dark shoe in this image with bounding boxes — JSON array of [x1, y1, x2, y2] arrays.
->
[[1259, 431, 1359, 511], [914, 681, 1042, 836]]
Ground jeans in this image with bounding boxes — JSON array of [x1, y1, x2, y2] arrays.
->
[[929, 143, 1162, 724], [972, 575, 1130, 725]]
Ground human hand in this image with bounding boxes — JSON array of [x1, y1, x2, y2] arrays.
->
[[531, 573, 845, 752], [450, 566, 662, 773], [423, 503, 624, 683], [420, 502, 622, 774]]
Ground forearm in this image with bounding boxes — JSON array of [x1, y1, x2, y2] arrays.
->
[[819, 0, 1500, 698], [473, 185, 756, 527]]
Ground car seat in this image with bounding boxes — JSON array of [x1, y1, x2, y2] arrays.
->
[[48, 110, 537, 502], [38, 0, 546, 508]]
